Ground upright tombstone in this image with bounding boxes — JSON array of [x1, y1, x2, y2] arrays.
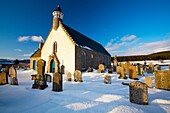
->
[[0, 71, 7, 85], [52, 72, 62, 92], [9, 65, 18, 85], [136, 64, 143, 76], [45, 74, 51, 82], [116, 66, 122, 74], [108, 67, 113, 74], [125, 61, 131, 75], [4, 66, 9, 84], [98, 64, 105, 73], [144, 76, 152, 88], [60, 65, 65, 74], [129, 81, 148, 105], [148, 63, 154, 73], [104, 74, 111, 84], [66, 72, 72, 81], [154, 70, 170, 90], [32, 59, 48, 90], [118, 67, 127, 79], [113, 55, 118, 67], [155, 64, 161, 71], [129, 66, 138, 80], [74, 70, 83, 82]]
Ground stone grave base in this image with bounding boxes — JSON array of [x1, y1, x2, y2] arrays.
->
[[129, 77, 139, 80], [52, 82, 63, 92], [32, 80, 48, 90], [118, 75, 127, 79]]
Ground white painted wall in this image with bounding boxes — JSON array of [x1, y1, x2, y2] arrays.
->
[[41, 25, 75, 74]]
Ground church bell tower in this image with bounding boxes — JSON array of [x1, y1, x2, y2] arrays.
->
[[52, 5, 64, 30]]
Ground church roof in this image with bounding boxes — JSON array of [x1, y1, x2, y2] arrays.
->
[[30, 48, 41, 58], [63, 24, 110, 56], [54, 5, 62, 12]]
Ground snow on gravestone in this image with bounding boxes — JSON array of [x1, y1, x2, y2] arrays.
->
[[74, 70, 83, 82], [129, 81, 148, 105], [9, 65, 18, 85], [104, 74, 111, 84], [66, 72, 72, 81], [0, 71, 7, 85], [53, 72, 62, 92], [129, 66, 138, 80], [154, 70, 170, 90]]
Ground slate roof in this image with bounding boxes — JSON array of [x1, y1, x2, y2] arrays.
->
[[30, 48, 41, 58], [63, 24, 110, 56]]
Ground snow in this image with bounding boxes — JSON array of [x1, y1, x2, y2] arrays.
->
[[0, 68, 170, 113]]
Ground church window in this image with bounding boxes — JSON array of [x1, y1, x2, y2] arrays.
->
[[91, 54, 93, 59], [53, 42, 57, 53]]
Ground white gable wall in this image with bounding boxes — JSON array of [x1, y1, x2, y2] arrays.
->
[[41, 25, 75, 74]]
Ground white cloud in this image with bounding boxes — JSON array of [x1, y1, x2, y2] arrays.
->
[[121, 35, 136, 42], [18, 36, 29, 42], [14, 49, 22, 52], [31, 36, 43, 42], [22, 53, 33, 57], [18, 36, 43, 42]]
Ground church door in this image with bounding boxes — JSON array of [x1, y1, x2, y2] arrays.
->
[[33, 60, 36, 70], [50, 59, 55, 73]]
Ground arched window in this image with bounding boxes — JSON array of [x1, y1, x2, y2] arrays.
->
[[50, 59, 55, 73], [53, 42, 57, 53], [33, 60, 36, 70], [81, 52, 86, 69], [91, 54, 93, 59]]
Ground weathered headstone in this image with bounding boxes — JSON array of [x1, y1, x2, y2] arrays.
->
[[125, 61, 131, 75], [74, 70, 83, 82], [155, 64, 161, 71], [32, 59, 48, 90], [98, 64, 105, 73], [104, 74, 111, 84], [52, 72, 62, 92], [66, 72, 72, 81], [148, 63, 154, 73], [136, 64, 143, 76], [116, 66, 122, 74], [46, 74, 51, 82], [108, 67, 113, 74], [129, 81, 148, 105], [144, 76, 152, 88], [113, 55, 118, 67], [0, 71, 7, 85], [87, 67, 93, 72], [118, 67, 127, 79], [9, 65, 18, 85], [154, 70, 170, 90], [129, 66, 138, 80], [4, 66, 9, 84]]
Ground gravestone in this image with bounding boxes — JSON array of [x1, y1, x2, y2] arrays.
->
[[148, 63, 154, 73], [9, 65, 18, 85], [67, 72, 72, 81], [4, 66, 9, 84], [87, 67, 93, 72], [98, 64, 105, 73], [118, 67, 127, 79], [155, 64, 161, 71], [129, 81, 148, 105], [104, 74, 111, 84], [129, 66, 138, 80], [60, 65, 65, 74], [74, 70, 83, 82], [125, 61, 131, 75], [144, 76, 152, 88], [0, 71, 7, 85], [116, 66, 122, 74], [46, 74, 51, 82], [108, 67, 113, 74], [136, 64, 143, 76], [31, 74, 36, 80], [32, 59, 48, 90], [52, 72, 62, 92], [154, 70, 170, 90]]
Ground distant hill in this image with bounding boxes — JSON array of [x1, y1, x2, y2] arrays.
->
[[111, 51, 170, 62], [0, 59, 30, 65]]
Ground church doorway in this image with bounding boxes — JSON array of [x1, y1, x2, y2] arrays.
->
[[50, 59, 55, 73], [33, 60, 36, 70]]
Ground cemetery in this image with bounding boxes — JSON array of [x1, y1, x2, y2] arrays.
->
[[0, 60, 170, 113]]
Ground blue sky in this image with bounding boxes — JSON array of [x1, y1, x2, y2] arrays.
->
[[0, 0, 170, 59]]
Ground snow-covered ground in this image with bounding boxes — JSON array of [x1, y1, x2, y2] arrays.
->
[[0, 68, 170, 113]]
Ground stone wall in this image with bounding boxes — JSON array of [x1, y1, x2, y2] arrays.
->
[[75, 46, 111, 70]]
